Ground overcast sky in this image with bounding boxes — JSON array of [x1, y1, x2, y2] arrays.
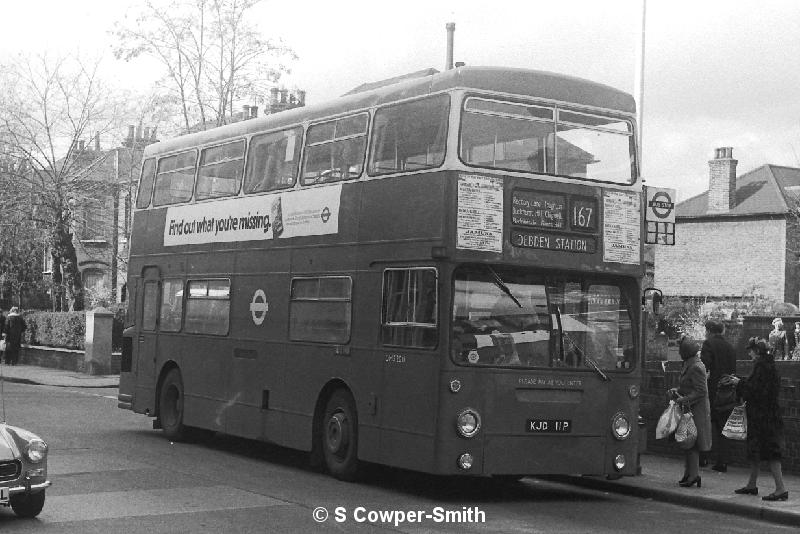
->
[[2, 0, 799, 201]]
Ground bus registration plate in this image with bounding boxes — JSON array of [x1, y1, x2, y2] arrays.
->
[[0, 487, 8, 503], [526, 419, 572, 433]]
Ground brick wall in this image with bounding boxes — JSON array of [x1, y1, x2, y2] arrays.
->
[[642, 360, 800, 473], [655, 218, 786, 301]]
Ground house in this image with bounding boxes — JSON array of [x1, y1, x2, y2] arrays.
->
[[655, 147, 800, 305]]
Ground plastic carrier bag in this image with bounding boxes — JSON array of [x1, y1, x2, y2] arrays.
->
[[655, 400, 681, 440], [722, 403, 747, 441]]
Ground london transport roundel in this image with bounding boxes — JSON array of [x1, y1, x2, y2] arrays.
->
[[250, 289, 269, 325]]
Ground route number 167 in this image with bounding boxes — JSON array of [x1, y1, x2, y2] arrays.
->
[[572, 205, 594, 229]]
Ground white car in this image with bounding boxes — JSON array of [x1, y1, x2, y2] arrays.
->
[[0, 423, 50, 518]]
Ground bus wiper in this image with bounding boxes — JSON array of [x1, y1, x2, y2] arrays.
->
[[486, 266, 522, 308], [554, 306, 610, 381], [583, 352, 611, 382]]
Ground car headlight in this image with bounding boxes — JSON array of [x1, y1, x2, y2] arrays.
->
[[456, 408, 481, 438], [611, 412, 631, 440], [25, 439, 48, 463]]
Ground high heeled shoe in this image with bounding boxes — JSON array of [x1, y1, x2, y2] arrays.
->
[[678, 476, 701, 488], [762, 491, 788, 501], [678, 475, 689, 484], [734, 486, 758, 495]]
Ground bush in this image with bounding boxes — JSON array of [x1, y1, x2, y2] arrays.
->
[[24, 311, 85, 350]]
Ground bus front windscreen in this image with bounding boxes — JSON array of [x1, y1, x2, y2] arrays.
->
[[452, 266, 635, 371]]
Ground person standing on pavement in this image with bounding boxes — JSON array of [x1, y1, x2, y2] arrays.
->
[[729, 337, 788, 501], [700, 320, 737, 472], [768, 318, 786, 360], [4, 307, 27, 366], [668, 337, 712, 488]]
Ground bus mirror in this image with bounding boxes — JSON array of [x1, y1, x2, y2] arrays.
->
[[642, 288, 663, 315]]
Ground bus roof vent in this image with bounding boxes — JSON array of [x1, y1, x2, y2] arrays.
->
[[342, 68, 440, 96]]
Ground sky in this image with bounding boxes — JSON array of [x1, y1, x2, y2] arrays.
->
[[1, 0, 799, 202]]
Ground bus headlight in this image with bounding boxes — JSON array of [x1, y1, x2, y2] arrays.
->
[[458, 453, 474, 470], [25, 439, 48, 463], [611, 412, 631, 440], [456, 408, 481, 438]]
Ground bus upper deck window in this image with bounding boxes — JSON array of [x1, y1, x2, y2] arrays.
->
[[302, 114, 368, 185], [136, 158, 156, 209], [153, 150, 197, 206], [369, 94, 449, 176], [244, 127, 302, 194], [196, 140, 245, 200]]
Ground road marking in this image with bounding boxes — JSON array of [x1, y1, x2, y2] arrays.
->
[[38, 485, 289, 523]]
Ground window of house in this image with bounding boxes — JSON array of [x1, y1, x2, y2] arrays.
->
[[153, 150, 197, 206], [289, 276, 352, 343], [302, 114, 368, 185], [136, 158, 156, 209], [244, 127, 303, 193], [195, 140, 245, 200], [159, 278, 184, 332], [184, 279, 231, 335], [142, 281, 159, 331], [369, 94, 449, 175], [382, 268, 438, 348]]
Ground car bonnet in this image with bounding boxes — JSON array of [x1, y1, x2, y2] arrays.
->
[[0, 423, 25, 461]]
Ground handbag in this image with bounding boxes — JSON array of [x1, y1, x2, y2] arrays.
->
[[655, 400, 681, 440], [0, 337, 5, 352], [713, 377, 738, 414], [722, 403, 747, 440], [675, 409, 697, 450]]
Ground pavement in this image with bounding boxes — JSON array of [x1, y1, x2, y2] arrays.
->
[[1, 364, 799, 527]]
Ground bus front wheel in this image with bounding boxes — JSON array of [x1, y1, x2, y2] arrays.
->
[[321, 389, 359, 481], [159, 369, 188, 441]]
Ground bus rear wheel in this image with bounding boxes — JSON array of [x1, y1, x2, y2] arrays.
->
[[159, 369, 188, 441], [321, 390, 359, 481]]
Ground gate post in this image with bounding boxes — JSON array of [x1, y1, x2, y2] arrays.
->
[[85, 307, 113, 375]]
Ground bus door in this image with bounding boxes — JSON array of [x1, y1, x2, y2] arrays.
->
[[378, 268, 440, 470], [135, 267, 162, 411]]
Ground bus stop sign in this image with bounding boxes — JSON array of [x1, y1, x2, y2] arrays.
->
[[645, 186, 676, 245]]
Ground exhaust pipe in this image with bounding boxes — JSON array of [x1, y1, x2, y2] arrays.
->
[[445, 22, 455, 70]]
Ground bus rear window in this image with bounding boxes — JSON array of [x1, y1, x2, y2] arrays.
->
[[290, 277, 352, 343], [196, 140, 244, 200], [302, 114, 368, 185], [244, 127, 302, 193], [136, 158, 156, 209], [369, 94, 449, 175], [153, 150, 197, 206]]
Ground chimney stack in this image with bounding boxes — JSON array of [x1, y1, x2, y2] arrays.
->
[[250, 105, 258, 118], [127, 125, 135, 142], [708, 147, 738, 212]]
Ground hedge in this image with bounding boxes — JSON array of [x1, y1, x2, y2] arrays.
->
[[22, 303, 127, 351]]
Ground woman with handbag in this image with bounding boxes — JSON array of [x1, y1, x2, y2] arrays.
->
[[667, 337, 712, 488], [728, 337, 788, 501]]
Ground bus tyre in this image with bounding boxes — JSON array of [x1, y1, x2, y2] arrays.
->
[[159, 369, 188, 441], [321, 390, 359, 481], [10, 490, 46, 518]]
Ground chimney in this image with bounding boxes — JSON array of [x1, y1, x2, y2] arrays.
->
[[136, 124, 143, 142], [127, 125, 135, 142], [269, 87, 279, 106], [150, 126, 158, 142], [279, 89, 288, 104], [250, 105, 258, 118], [297, 90, 306, 106], [708, 147, 738, 212], [242, 105, 250, 120]]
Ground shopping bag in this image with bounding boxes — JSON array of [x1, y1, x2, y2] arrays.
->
[[722, 403, 747, 440], [655, 400, 681, 439], [675, 410, 697, 450], [0, 338, 5, 352]]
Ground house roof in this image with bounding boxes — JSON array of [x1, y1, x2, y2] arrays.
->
[[677, 164, 800, 219]]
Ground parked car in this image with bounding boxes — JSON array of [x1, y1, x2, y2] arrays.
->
[[0, 423, 50, 518]]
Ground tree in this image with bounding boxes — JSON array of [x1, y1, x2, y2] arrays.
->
[[0, 53, 124, 311], [114, 0, 297, 134]]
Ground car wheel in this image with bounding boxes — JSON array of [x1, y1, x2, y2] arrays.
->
[[159, 368, 188, 441], [10, 490, 45, 518], [321, 389, 359, 481]]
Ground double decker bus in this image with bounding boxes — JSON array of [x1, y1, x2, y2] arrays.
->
[[119, 66, 646, 480]]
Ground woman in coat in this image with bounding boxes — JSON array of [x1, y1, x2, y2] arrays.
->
[[728, 337, 788, 501], [4, 307, 27, 366], [668, 337, 712, 488]]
